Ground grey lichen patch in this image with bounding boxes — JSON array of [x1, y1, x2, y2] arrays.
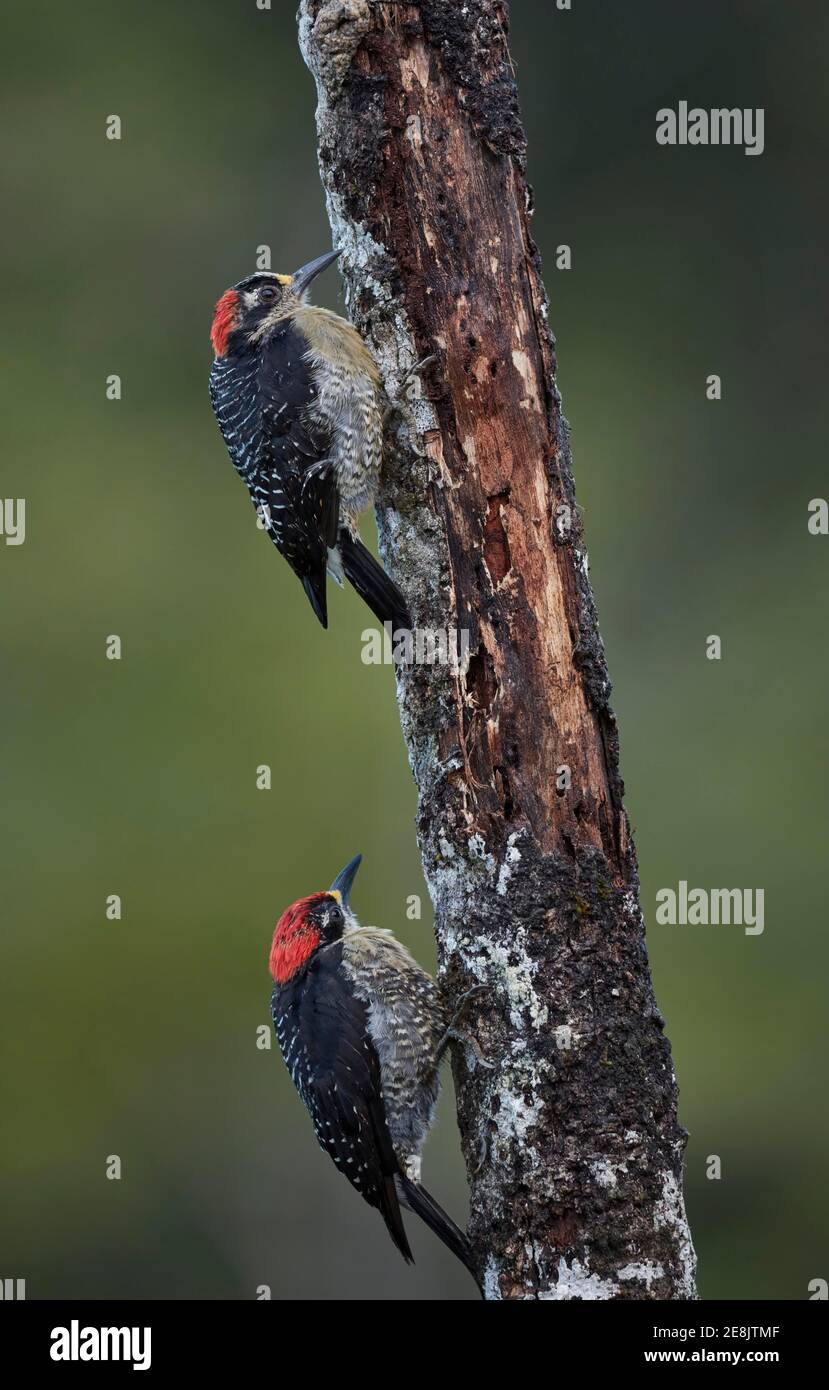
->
[[618, 1260, 666, 1291], [434, 838, 557, 1012], [298, 0, 372, 104], [542, 1258, 620, 1302], [489, 1066, 545, 1162], [654, 1168, 698, 1299], [480, 930, 548, 1033], [496, 831, 522, 896], [590, 1157, 626, 1191]]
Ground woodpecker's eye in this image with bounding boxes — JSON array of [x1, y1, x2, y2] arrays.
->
[[327, 904, 344, 929], [259, 285, 278, 302]]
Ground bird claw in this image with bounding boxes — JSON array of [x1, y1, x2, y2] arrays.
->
[[471, 1134, 489, 1176], [455, 984, 488, 1010], [434, 983, 492, 1068], [453, 1027, 494, 1070], [395, 353, 437, 400], [382, 354, 437, 427], [436, 1021, 493, 1071]]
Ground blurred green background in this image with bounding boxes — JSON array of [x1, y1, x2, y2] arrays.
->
[[2, 0, 826, 1300]]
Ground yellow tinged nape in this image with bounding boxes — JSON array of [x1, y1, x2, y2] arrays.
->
[[294, 305, 382, 384]]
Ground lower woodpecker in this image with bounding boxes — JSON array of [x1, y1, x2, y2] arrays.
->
[[269, 854, 480, 1286]]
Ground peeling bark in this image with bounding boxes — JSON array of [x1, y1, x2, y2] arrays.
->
[[298, 0, 696, 1300]]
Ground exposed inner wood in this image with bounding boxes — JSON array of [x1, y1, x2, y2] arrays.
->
[[359, 25, 620, 867]]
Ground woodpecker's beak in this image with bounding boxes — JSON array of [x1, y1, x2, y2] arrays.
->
[[291, 249, 341, 298], [329, 853, 362, 906]]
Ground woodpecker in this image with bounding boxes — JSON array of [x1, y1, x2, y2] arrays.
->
[[269, 853, 481, 1286], [209, 250, 410, 631]]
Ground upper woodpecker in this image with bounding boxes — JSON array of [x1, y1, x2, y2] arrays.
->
[[209, 250, 410, 630], [269, 853, 480, 1286]]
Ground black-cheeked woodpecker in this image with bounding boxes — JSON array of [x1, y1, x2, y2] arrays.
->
[[209, 251, 410, 630], [269, 853, 483, 1287]]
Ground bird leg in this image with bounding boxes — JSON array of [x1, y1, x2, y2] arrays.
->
[[435, 985, 492, 1069], [382, 354, 437, 429], [470, 1133, 489, 1176], [438, 1025, 493, 1070]]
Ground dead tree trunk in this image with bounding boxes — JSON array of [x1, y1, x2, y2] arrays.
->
[[298, 0, 696, 1300]]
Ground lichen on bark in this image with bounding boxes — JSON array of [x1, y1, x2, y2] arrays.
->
[[298, 0, 696, 1300]]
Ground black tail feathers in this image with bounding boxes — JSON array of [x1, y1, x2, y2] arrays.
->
[[302, 573, 328, 629], [339, 531, 411, 632], [397, 1173, 481, 1291], [381, 1174, 414, 1266]]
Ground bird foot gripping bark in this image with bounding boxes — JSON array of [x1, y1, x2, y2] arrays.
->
[[381, 354, 437, 430], [436, 984, 493, 1070]]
